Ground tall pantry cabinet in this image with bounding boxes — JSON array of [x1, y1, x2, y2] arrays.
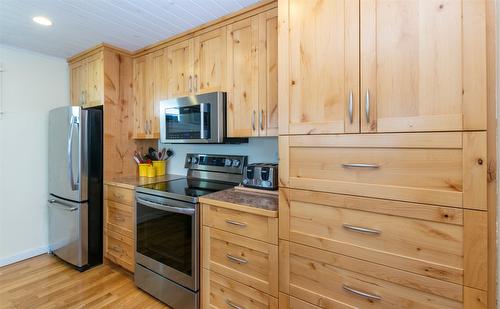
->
[[278, 1, 493, 308]]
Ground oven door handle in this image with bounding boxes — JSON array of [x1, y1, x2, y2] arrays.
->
[[136, 197, 195, 215]]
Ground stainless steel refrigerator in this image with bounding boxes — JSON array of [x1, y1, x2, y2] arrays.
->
[[48, 106, 103, 270]]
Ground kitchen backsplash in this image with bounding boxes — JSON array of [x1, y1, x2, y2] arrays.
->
[[159, 137, 279, 175]]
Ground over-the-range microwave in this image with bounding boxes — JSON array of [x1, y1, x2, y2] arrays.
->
[[159, 92, 225, 144]]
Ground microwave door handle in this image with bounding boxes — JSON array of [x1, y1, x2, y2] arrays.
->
[[200, 103, 206, 139], [136, 197, 195, 215], [67, 116, 79, 191]]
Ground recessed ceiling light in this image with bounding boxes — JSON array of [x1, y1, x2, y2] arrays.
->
[[32, 16, 53, 26]]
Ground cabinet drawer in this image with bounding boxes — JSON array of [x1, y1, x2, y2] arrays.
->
[[105, 229, 134, 272], [202, 269, 278, 309], [203, 204, 278, 244], [202, 227, 278, 297], [105, 185, 134, 205], [106, 200, 133, 238], [279, 294, 323, 309], [280, 188, 464, 284], [280, 132, 486, 209], [280, 241, 463, 309]]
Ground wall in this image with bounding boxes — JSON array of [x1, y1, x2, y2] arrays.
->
[[0, 45, 69, 266], [160, 137, 278, 175]]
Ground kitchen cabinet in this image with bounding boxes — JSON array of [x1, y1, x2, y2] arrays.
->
[[194, 27, 227, 94], [227, 8, 278, 138], [279, 0, 486, 134], [132, 50, 164, 139], [69, 52, 103, 108], [166, 39, 194, 98]]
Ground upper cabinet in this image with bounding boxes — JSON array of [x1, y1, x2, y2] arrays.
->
[[194, 27, 227, 94], [70, 52, 103, 108], [280, 0, 486, 134], [227, 8, 278, 138], [166, 40, 194, 98]]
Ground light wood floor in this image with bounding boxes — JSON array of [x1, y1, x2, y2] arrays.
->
[[0, 254, 169, 309]]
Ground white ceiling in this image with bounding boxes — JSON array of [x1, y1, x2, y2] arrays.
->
[[0, 0, 260, 59]]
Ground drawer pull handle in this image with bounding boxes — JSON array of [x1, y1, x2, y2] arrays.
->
[[226, 254, 248, 264], [343, 284, 381, 301], [343, 224, 381, 235], [226, 299, 246, 309], [342, 163, 380, 169], [111, 245, 123, 253], [225, 219, 247, 227]]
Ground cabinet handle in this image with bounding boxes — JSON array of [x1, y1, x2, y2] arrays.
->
[[348, 91, 353, 124], [343, 284, 382, 301], [252, 110, 256, 131], [342, 224, 381, 235], [226, 300, 246, 309], [365, 89, 370, 123], [341, 163, 380, 169], [225, 219, 247, 227], [80, 91, 84, 106], [260, 109, 264, 130], [194, 74, 198, 93], [149, 120, 152, 134], [188, 75, 193, 93], [226, 254, 248, 264]]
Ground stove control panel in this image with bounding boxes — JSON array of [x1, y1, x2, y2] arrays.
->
[[185, 153, 248, 174]]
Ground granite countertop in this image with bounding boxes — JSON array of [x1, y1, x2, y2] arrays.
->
[[199, 187, 278, 217], [104, 174, 185, 189]]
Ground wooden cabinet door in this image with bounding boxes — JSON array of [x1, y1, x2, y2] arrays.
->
[[360, 0, 486, 133], [194, 27, 227, 94], [132, 55, 149, 138], [148, 49, 167, 138], [166, 39, 194, 98], [70, 60, 87, 107], [281, 0, 359, 135], [226, 16, 260, 137], [85, 52, 103, 107], [259, 9, 278, 136]]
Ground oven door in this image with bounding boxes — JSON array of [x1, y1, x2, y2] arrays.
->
[[159, 92, 225, 144], [135, 193, 199, 291]]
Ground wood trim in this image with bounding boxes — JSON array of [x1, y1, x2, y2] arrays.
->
[[278, 188, 290, 240], [464, 287, 488, 309], [68, 43, 132, 64], [198, 199, 277, 217], [463, 0, 487, 130], [278, 240, 290, 294], [463, 132, 488, 210], [277, 0, 289, 135], [133, 0, 277, 57], [278, 136, 289, 187], [464, 210, 488, 291]]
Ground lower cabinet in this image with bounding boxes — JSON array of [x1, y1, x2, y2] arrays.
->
[[104, 184, 135, 272]]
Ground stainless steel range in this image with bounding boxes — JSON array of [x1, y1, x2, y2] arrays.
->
[[134, 153, 247, 309]]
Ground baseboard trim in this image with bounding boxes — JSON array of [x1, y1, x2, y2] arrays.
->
[[0, 246, 49, 267]]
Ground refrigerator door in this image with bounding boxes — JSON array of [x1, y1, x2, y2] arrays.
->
[[48, 195, 88, 267], [49, 106, 88, 202]]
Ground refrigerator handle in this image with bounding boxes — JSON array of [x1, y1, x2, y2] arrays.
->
[[67, 115, 79, 191]]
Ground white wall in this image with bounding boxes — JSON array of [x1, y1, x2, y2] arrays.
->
[[160, 137, 278, 175], [0, 45, 69, 266]]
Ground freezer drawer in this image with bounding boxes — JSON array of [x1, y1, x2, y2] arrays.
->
[[48, 196, 88, 268]]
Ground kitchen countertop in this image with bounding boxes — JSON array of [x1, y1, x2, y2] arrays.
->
[[104, 174, 185, 190], [199, 187, 278, 217]]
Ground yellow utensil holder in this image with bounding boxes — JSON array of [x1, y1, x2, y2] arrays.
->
[[153, 160, 166, 176], [139, 163, 150, 177], [147, 165, 156, 178]]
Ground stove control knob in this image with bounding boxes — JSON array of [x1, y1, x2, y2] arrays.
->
[[232, 160, 240, 167], [192, 157, 199, 164], [186, 157, 192, 164], [225, 159, 233, 167]]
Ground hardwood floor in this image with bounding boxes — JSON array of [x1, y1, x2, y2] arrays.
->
[[0, 254, 168, 309]]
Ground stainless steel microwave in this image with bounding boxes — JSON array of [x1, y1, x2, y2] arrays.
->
[[159, 92, 225, 144]]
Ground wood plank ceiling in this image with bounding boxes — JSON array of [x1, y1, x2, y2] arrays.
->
[[0, 0, 259, 58]]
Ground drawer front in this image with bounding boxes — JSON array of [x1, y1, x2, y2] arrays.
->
[[280, 132, 486, 208], [202, 269, 278, 309], [281, 188, 464, 284], [105, 229, 134, 272], [203, 204, 278, 244], [202, 227, 278, 297], [106, 200, 134, 238], [106, 185, 134, 205], [280, 241, 463, 309]]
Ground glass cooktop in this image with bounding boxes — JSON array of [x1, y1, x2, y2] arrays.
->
[[138, 178, 235, 201]]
